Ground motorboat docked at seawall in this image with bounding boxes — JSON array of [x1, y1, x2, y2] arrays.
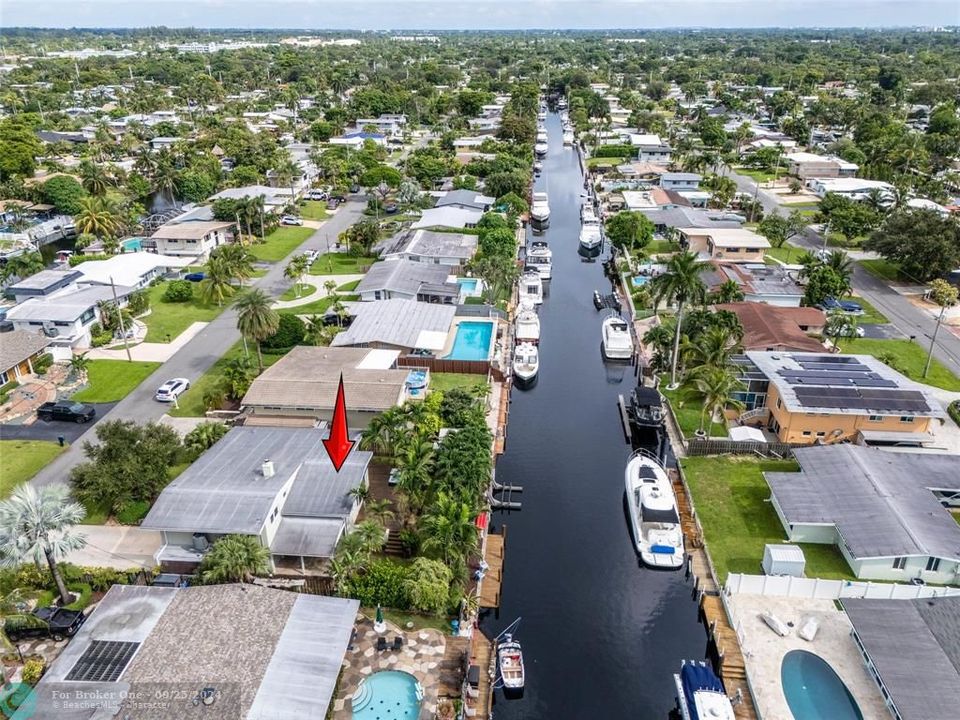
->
[[534, 140, 548, 157], [579, 222, 603, 253], [518, 270, 543, 306], [624, 449, 684, 569], [562, 129, 575, 145], [533, 161, 543, 175], [530, 192, 550, 225], [512, 342, 539, 384], [626, 384, 665, 440], [674, 660, 735, 720], [601, 315, 634, 360], [514, 306, 540, 344], [497, 633, 525, 693], [526, 241, 552, 279]]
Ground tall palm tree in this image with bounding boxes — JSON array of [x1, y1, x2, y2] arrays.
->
[[709, 279, 744, 304], [284, 254, 310, 297], [198, 535, 270, 584], [273, 157, 301, 209], [650, 251, 707, 388], [199, 255, 236, 307], [419, 493, 478, 572], [692, 326, 743, 369], [79, 159, 111, 196], [0, 485, 87, 606], [395, 438, 436, 522], [825, 250, 854, 296], [74, 197, 119, 238], [359, 408, 410, 460], [214, 244, 255, 287], [233, 289, 280, 371], [689, 365, 746, 437], [303, 314, 329, 346]]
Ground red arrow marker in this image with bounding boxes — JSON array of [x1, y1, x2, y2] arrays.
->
[[323, 373, 355, 472]]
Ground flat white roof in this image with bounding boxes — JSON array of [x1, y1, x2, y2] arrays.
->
[[355, 348, 401, 370], [680, 227, 771, 249]]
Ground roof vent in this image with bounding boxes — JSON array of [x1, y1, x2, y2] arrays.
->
[[262, 460, 275, 478]]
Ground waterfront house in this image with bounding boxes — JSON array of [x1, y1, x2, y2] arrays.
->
[[377, 228, 478, 268], [73, 252, 192, 290], [627, 133, 672, 163], [0, 330, 52, 384], [765, 446, 960, 584], [141, 426, 373, 573], [678, 227, 770, 263], [783, 152, 859, 180], [208, 184, 293, 211], [6, 269, 83, 304], [411, 206, 483, 230], [434, 190, 495, 212], [241, 346, 408, 428], [806, 177, 893, 200], [639, 206, 744, 234], [151, 220, 235, 259], [355, 259, 461, 303], [27, 583, 358, 720], [703, 263, 805, 307], [331, 298, 457, 354], [842, 597, 960, 720], [743, 350, 944, 444], [713, 303, 825, 352]]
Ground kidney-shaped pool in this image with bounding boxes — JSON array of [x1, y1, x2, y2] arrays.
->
[[781, 649, 864, 720]]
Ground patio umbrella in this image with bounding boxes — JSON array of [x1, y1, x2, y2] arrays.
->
[[375, 604, 383, 625]]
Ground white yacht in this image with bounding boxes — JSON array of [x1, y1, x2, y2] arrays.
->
[[624, 449, 684, 569], [526, 241, 552, 279], [580, 204, 598, 223], [533, 161, 543, 175], [518, 270, 543, 306], [534, 141, 548, 157], [557, 97, 568, 109], [514, 307, 540, 344], [601, 315, 633, 360], [537, 110, 546, 121], [562, 129, 575, 145], [512, 342, 539, 383], [674, 661, 735, 720], [530, 192, 550, 224], [579, 222, 603, 252]]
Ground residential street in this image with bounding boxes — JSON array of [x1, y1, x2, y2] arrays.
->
[[28, 199, 368, 488], [725, 167, 960, 374]]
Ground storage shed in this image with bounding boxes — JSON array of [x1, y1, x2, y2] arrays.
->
[[762, 543, 805, 577]]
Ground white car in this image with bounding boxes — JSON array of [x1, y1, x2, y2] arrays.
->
[[155, 378, 190, 402], [302, 249, 320, 264], [281, 215, 304, 226]]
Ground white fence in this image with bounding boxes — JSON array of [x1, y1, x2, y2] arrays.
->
[[725, 572, 960, 600]]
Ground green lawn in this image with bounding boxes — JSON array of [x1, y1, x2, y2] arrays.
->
[[309, 254, 377, 275], [371, 608, 452, 633], [586, 157, 627, 168], [659, 382, 703, 438], [299, 201, 330, 221], [279, 283, 317, 301], [644, 239, 680, 255], [248, 226, 314, 263], [859, 258, 902, 283], [0, 440, 65, 498], [169, 341, 285, 417], [430, 373, 487, 394], [735, 166, 788, 183], [763, 243, 805, 265], [72, 360, 161, 403], [835, 337, 960, 391], [337, 279, 361, 292], [681, 456, 855, 582], [847, 295, 888, 325], [279, 296, 334, 317], [143, 281, 226, 342]]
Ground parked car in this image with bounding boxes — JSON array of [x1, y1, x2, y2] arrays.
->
[[349, 183, 360, 194], [819, 297, 863, 315], [302, 249, 320, 264], [321, 309, 353, 327], [155, 378, 190, 402], [183, 272, 205, 282], [307, 190, 328, 201], [326, 198, 341, 210], [37, 401, 96, 424], [5, 606, 86, 642], [384, 202, 399, 214], [280, 215, 304, 226]]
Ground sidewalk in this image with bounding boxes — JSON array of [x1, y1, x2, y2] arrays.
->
[[272, 274, 363, 309], [84, 322, 209, 362]]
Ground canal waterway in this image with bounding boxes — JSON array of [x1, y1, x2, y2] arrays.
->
[[482, 111, 706, 719]]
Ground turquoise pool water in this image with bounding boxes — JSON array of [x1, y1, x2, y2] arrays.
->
[[445, 321, 493, 361], [457, 278, 479, 293], [631, 276, 649, 287], [781, 650, 864, 720], [121, 237, 143, 252], [352, 671, 422, 718]]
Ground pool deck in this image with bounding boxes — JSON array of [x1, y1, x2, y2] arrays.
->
[[440, 317, 498, 361], [726, 594, 889, 720]]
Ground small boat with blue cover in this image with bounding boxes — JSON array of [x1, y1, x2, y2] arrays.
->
[[673, 660, 735, 720]]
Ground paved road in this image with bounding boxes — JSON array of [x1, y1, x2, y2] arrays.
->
[[28, 200, 368, 487], [725, 167, 960, 374]]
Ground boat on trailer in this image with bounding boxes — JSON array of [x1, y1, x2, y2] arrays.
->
[[674, 660, 736, 720]]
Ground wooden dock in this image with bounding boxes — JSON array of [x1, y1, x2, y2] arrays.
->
[[463, 631, 495, 718], [670, 470, 716, 595], [700, 594, 758, 720], [478, 529, 505, 609]]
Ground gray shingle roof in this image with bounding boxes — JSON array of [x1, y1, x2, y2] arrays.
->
[[284, 450, 371, 518], [356, 258, 455, 296], [843, 597, 960, 720], [765, 445, 960, 560], [435, 189, 494, 210], [331, 298, 456, 350], [379, 228, 478, 261], [0, 330, 52, 371], [269, 517, 343, 557]]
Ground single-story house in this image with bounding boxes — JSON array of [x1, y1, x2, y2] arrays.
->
[[329, 131, 387, 149], [27, 583, 358, 720], [452, 136, 486, 150], [702, 263, 806, 307], [73, 252, 192, 289], [746, 350, 945, 444], [713, 302, 825, 352], [660, 172, 702, 191], [331, 298, 457, 354], [6, 269, 83, 304], [377, 228, 478, 268], [354, 113, 407, 135], [765, 446, 960, 583], [241, 346, 409, 428], [208, 184, 293, 210], [620, 188, 678, 212], [640, 206, 744, 234], [678, 227, 770, 262], [141, 426, 373, 573], [615, 161, 669, 182], [784, 151, 859, 180], [356, 259, 461, 303], [151, 220, 235, 258], [5, 283, 130, 349], [411, 206, 483, 230], [0, 330, 52, 384], [842, 597, 960, 720], [434, 189, 495, 212], [806, 177, 893, 200], [149, 136, 178, 151]]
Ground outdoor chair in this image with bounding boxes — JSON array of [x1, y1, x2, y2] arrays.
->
[[392, 636, 403, 650], [376, 636, 387, 651]]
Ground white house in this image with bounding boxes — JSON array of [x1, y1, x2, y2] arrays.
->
[[150, 221, 234, 258], [328, 131, 386, 149], [659, 173, 702, 191], [73, 252, 192, 290], [628, 133, 672, 163], [5, 284, 121, 350], [354, 114, 407, 136], [806, 177, 893, 200], [411, 206, 483, 230], [784, 152, 859, 179]]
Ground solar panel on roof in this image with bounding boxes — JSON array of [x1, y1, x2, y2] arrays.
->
[[66, 640, 140, 682]]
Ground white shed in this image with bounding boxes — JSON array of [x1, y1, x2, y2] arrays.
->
[[762, 544, 805, 577]]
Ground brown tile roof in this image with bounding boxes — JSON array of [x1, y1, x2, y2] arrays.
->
[[0, 330, 52, 372], [715, 302, 826, 352]]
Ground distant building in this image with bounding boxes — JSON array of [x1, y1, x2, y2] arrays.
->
[[628, 133, 672, 163], [806, 177, 893, 200], [659, 172, 702, 191], [208, 184, 293, 210], [151, 221, 234, 258], [354, 114, 407, 136], [784, 152, 858, 180], [329, 131, 386, 149], [713, 303, 825, 352], [678, 227, 770, 263]]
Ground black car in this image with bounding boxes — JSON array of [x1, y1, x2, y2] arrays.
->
[[5, 606, 86, 642], [321, 310, 354, 327], [37, 401, 96, 423], [384, 203, 399, 214], [349, 183, 360, 193]]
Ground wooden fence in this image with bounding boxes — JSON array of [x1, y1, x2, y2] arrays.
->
[[397, 356, 491, 375], [687, 437, 796, 458]]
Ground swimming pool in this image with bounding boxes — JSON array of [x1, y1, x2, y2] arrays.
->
[[631, 276, 649, 287], [781, 650, 864, 720], [352, 670, 423, 718], [457, 278, 479, 293], [121, 237, 143, 252], [445, 321, 493, 361]]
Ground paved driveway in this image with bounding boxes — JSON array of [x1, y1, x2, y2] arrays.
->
[[66, 525, 162, 569], [0, 403, 117, 443]]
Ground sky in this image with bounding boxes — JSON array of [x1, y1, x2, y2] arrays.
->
[[3, 1, 959, 30]]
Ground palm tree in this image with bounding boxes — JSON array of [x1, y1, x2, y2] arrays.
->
[[0, 485, 87, 606], [303, 314, 329, 346], [348, 484, 370, 504], [419, 493, 478, 572], [284, 255, 310, 297], [649, 251, 707, 388], [359, 408, 410, 460], [353, 520, 386, 555], [220, 356, 256, 400], [200, 255, 236, 307], [214, 244, 255, 287], [74, 197, 119, 238], [394, 438, 436, 521], [364, 499, 395, 529], [79, 159, 111, 196], [709, 279, 744, 304], [273, 157, 301, 209], [69, 352, 90, 383], [691, 326, 743, 369], [198, 535, 270, 584], [825, 251, 854, 296], [689, 365, 746, 437], [233, 289, 280, 371], [0, 252, 44, 283]]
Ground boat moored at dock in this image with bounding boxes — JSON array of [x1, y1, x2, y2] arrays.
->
[[526, 241, 552, 279], [518, 270, 543, 306], [601, 315, 633, 360], [512, 342, 539, 384], [624, 449, 684, 569], [674, 660, 736, 720], [497, 633, 525, 695], [514, 307, 540, 344], [530, 192, 550, 226]]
